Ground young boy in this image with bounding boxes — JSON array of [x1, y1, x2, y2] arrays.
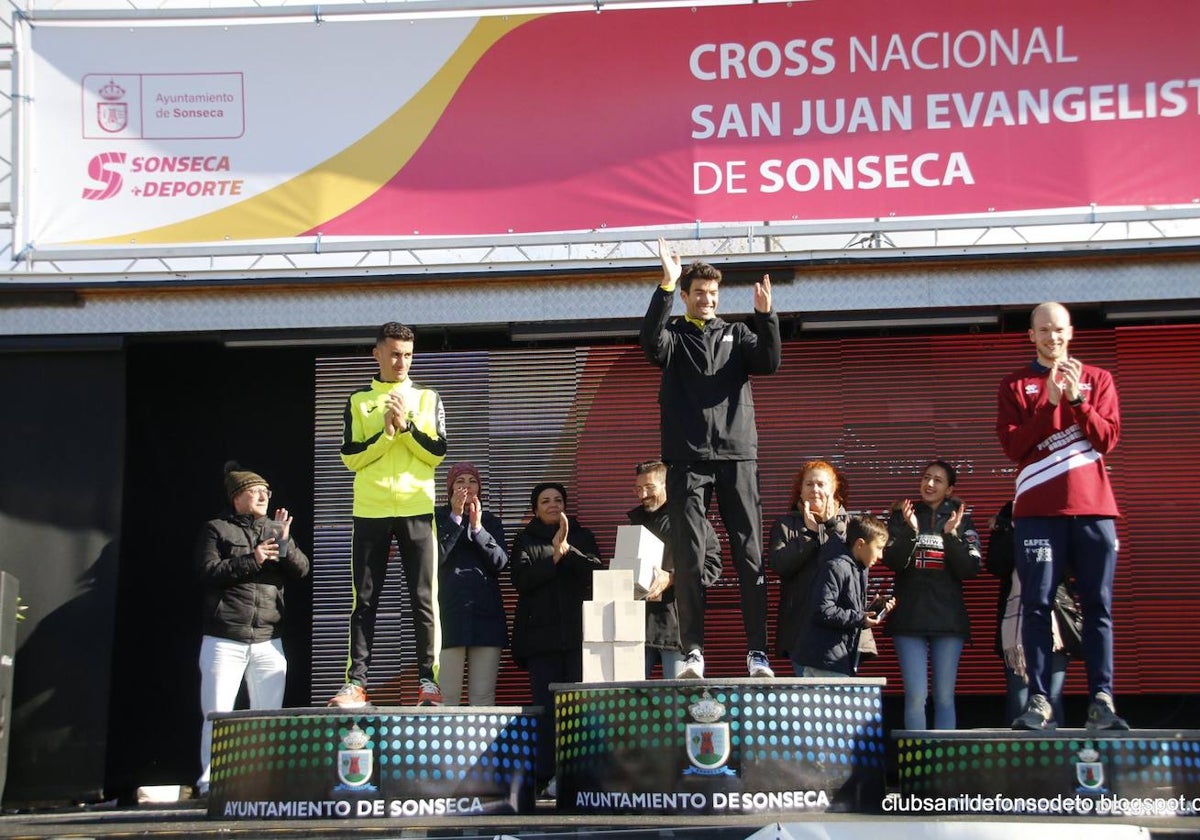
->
[[793, 515, 894, 677]]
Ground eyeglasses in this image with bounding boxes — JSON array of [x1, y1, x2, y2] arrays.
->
[[245, 487, 272, 499]]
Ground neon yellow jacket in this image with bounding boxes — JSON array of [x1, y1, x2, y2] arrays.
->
[[340, 378, 447, 518]]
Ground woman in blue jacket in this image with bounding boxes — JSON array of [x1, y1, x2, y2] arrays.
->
[[435, 462, 508, 706]]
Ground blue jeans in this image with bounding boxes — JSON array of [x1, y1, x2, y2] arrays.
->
[[645, 647, 685, 679], [892, 634, 965, 730], [1005, 653, 1069, 724]]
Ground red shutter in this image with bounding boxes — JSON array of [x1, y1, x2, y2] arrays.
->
[[311, 324, 1200, 703]]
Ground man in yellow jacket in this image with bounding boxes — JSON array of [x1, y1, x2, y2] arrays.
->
[[328, 322, 448, 708]]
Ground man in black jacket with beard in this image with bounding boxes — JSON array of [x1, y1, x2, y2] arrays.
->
[[628, 460, 723, 678], [641, 238, 781, 679]]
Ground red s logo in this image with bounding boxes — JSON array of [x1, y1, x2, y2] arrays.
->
[[82, 151, 126, 200]]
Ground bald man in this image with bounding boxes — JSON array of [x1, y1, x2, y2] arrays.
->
[[996, 302, 1127, 732]]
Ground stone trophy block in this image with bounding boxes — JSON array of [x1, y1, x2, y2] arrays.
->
[[610, 641, 643, 680], [581, 641, 611, 683], [581, 641, 644, 683], [582, 600, 614, 643], [612, 600, 646, 643], [610, 525, 663, 598], [591, 569, 634, 603]]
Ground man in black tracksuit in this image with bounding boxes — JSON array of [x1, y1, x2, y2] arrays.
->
[[640, 237, 781, 679]]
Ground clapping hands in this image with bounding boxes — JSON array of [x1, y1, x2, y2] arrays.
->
[[552, 512, 571, 563], [1048, 357, 1083, 405], [384, 391, 408, 435]]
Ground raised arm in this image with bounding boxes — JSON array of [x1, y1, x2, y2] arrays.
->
[[882, 501, 917, 573], [741, 296, 782, 375], [640, 237, 682, 367], [942, 507, 982, 581]]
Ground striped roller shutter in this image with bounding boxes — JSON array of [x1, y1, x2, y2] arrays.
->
[[311, 323, 1200, 704]]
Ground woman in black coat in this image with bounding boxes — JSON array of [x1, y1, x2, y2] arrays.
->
[[769, 460, 847, 674], [510, 481, 601, 793], [882, 459, 981, 731]]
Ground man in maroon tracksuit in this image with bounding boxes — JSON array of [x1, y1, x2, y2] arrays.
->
[[996, 301, 1128, 731]]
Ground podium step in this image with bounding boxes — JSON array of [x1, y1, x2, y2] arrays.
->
[[208, 706, 539, 819], [894, 728, 1200, 815]]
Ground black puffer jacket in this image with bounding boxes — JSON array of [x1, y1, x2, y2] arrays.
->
[[197, 511, 310, 643], [768, 509, 846, 657], [510, 517, 602, 666], [791, 547, 868, 676], [640, 287, 781, 462], [882, 498, 981, 639]]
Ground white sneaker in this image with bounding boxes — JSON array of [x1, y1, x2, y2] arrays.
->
[[747, 650, 775, 678], [679, 649, 705, 679]]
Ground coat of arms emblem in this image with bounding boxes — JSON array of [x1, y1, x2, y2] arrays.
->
[[684, 690, 735, 776], [1074, 746, 1106, 793], [96, 79, 128, 133], [335, 723, 376, 791]]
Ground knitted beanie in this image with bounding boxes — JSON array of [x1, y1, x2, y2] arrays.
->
[[223, 460, 268, 501], [446, 462, 482, 494]]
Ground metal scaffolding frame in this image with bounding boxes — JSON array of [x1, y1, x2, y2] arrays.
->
[[2, 0, 1200, 285]]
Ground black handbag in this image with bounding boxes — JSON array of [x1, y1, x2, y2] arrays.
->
[[1053, 581, 1085, 659]]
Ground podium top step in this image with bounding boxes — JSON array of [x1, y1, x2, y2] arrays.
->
[[550, 677, 887, 690], [209, 706, 542, 721], [894, 727, 1200, 739]]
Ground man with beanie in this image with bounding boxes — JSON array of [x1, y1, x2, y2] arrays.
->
[[641, 237, 781, 679], [434, 462, 508, 706], [329, 322, 448, 708], [196, 462, 309, 796]]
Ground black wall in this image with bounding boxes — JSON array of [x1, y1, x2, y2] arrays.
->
[[103, 341, 316, 801], [0, 350, 125, 803]]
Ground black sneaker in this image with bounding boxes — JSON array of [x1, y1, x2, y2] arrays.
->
[[1012, 693, 1055, 730], [1086, 691, 1130, 731]]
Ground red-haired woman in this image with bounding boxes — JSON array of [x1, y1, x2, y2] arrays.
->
[[768, 460, 847, 676]]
